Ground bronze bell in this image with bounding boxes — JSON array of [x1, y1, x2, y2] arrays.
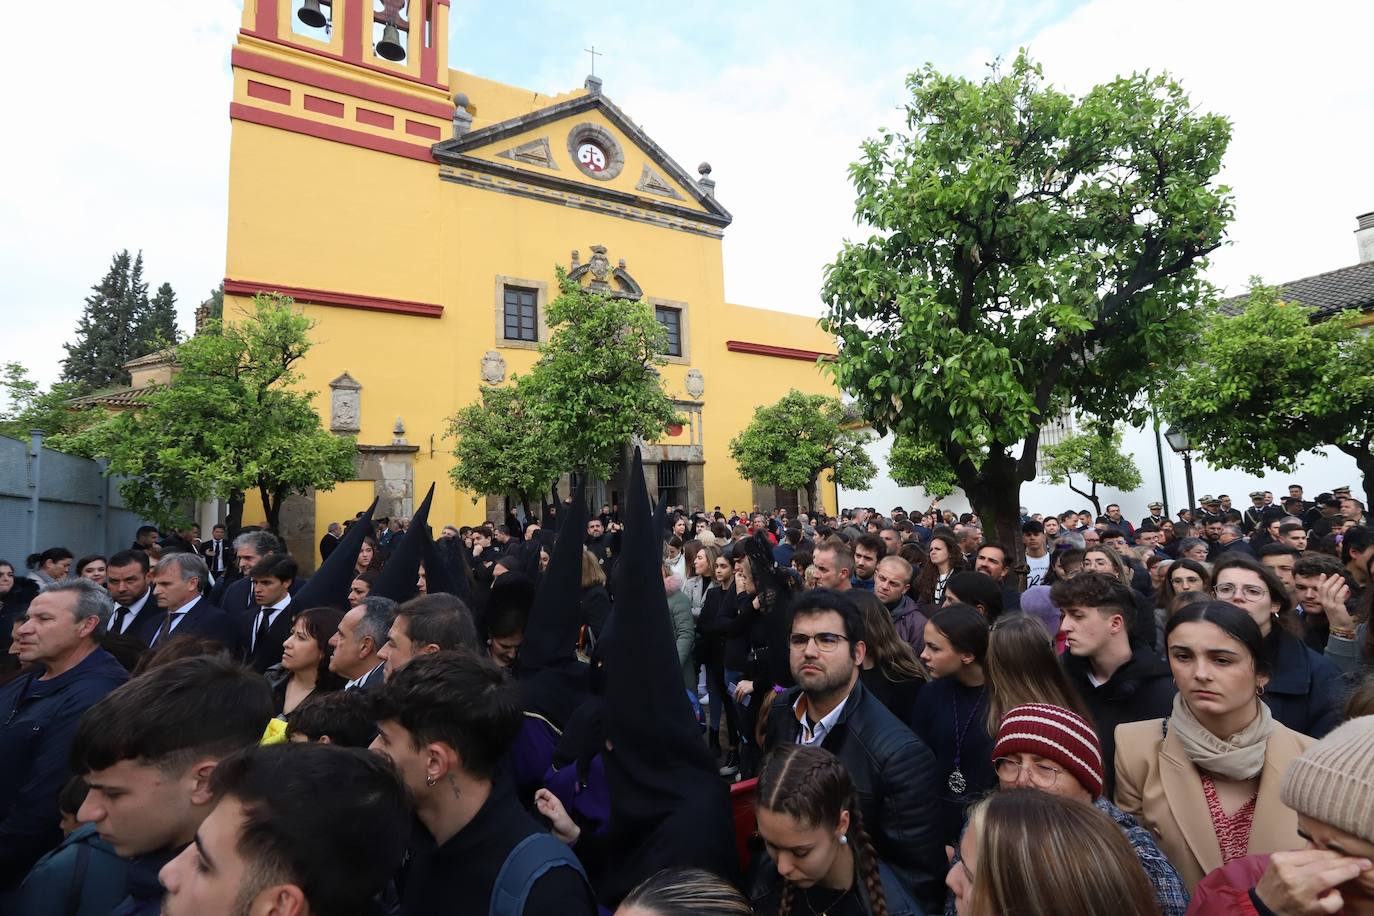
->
[[376, 23, 405, 61], [297, 0, 327, 29]]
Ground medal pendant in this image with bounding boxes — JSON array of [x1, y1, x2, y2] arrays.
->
[[947, 768, 967, 795]]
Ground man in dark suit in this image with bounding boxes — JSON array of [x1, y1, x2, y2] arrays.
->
[[104, 549, 165, 647], [199, 524, 232, 579], [242, 554, 299, 673], [211, 530, 284, 614], [328, 597, 395, 692], [147, 552, 239, 650], [319, 522, 342, 563]]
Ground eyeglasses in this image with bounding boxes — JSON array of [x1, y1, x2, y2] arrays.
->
[[993, 757, 1062, 788], [1214, 583, 1268, 601], [789, 632, 849, 651]]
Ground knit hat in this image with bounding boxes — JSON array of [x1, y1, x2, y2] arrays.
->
[[992, 703, 1104, 798], [1280, 715, 1374, 844]]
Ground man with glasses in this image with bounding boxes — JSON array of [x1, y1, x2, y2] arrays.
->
[[763, 588, 946, 912]]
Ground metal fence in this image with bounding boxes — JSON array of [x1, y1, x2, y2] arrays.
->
[[0, 433, 149, 566]]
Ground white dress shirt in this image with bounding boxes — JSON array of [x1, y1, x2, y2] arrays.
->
[[792, 693, 849, 747], [251, 595, 292, 652]]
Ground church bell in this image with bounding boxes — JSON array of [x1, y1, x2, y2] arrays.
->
[[297, 0, 327, 29], [376, 23, 406, 61]]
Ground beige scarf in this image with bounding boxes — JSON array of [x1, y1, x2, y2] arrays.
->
[[1169, 692, 1275, 780]]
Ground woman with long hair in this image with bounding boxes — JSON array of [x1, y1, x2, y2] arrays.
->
[[580, 548, 612, 638], [682, 539, 708, 618], [913, 532, 963, 609], [729, 536, 796, 778], [1210, 555, 1343, 737], [752, 744, 919, 915], [697, 547, 742, 776], [617, 867, 752, 915], [25, 547, 73, 586], [354, 535, 380, 577], [74, 555, 107, 586], [948, 789, 1162, 916], [984, 613, 1091, 733], [271, 606, 347, 716], [850, 591, 926, 724], [1158, 558, 1210, 611], [1115, 601, 1314, 889], [915, 604, 994, 844]]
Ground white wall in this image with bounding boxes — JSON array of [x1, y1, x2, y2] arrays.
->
[[839, 425, 1363, 523]]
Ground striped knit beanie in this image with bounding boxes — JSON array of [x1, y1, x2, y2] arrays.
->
[[1280, 715, 1374, 844], [992, 703, 1104, 798]]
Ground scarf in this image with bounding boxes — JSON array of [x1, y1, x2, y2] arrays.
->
[[1170, 692, 1275, 780]]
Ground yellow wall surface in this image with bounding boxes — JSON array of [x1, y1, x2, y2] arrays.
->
[[225, 14, 840, 549]]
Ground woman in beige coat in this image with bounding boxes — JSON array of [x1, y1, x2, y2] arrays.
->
[[1115, 601, 1313, 890]]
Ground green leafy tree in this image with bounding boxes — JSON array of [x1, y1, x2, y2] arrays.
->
[[1041, 425, 1143, 516], [447, 383, 563, 518], [520, 269, 678, 480], [729, 390, 877, 511], [63, 250, 147, 391], [888, 435, 959, 498], [58, 294, 356, 532], [137, 282, 180, 351], [820, 52, 1232, 553], [0, 363, 93, 441], [1159, 281, 1374, 506]]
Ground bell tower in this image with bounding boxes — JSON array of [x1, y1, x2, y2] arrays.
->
[[230, 1, 455, 162]]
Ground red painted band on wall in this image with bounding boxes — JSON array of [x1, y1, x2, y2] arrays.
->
[[356, 107, 395, 129], [406, 119, 442, 139], [247, 80, 291, 104], [223, 278, 444, 318], [239, 32, 447, 91], [304, 94, 345, 117], [231, 47, 452, 119], [229, 102, 435, 163], [725, 340, 835, 362]]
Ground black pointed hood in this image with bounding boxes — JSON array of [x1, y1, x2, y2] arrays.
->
[[519, 476, 589, 672], [371, 483, 435, 603], [600, 448, 735, 903], [290, 498, 378, 610]]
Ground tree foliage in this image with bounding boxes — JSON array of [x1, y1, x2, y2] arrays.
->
[[1158, 281, 1374, 506], [62, 250, 180, 392], [518, 269, 678, 480], [0, 363, 93, 442], [1041, 425, 1143, 515], [57, 295, 355, 531], [729, 390, 877, 510], [888, 435, 959, 498], [446, 384, 563, 516], [820, 52, 1232, 552]]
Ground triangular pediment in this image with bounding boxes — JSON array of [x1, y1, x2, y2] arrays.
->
[[433, 91, 731, 229]]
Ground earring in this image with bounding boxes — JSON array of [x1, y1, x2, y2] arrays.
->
[[839, 835, 849, 846], [425, 775, 437, 787], [1256, 685, 1266, 697]]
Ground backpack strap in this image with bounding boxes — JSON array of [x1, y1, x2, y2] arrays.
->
[[65, 840, 91, 916], [489, 833, 590, 916]]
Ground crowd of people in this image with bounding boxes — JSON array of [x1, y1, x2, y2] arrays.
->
[[1, 470, 1372, 915]]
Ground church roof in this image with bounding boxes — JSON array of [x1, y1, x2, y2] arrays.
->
[[67, 385, 158, 408], [432, 88, 731, 230], [1218, 260, 1374, 319]]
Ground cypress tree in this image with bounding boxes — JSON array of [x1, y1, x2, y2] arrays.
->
[[138, 282, 180, 351], [63, 250, 140, 390]]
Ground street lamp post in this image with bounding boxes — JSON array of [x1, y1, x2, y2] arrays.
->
[[1164, 427, 1196, 519]]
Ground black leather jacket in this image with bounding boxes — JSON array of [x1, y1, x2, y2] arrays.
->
[[766, 680, 946, 913]]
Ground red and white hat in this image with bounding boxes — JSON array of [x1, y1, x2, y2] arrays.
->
[[992, 703, 1104, 798]]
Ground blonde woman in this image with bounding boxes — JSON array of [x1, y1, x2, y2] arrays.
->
[[947, 789, 1161, 916], [580, 548, 612, 637], [983, 613, 1092, 733]]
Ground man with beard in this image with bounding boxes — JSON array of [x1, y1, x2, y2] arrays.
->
[[764, 588, 945, 912]]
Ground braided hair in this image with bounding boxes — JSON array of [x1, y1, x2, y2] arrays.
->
[[757, 744, 889, 916]]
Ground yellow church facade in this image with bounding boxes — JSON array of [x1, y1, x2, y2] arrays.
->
[[223, 0, 839, 559]]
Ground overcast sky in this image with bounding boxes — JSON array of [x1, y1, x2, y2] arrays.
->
[[2, 0, 1371, 390]]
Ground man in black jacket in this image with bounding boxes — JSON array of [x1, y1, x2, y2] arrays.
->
[[370, 651, 596, 915], [148, 553, 239, 651], [1053, 573, 1176, 797], [764, 588, 946, 912]]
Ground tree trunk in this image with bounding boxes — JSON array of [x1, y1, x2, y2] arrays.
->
[[225, 490, 246, 539], [962, 454, 1027, 572], [1334, 445, 1374, 509], [259, 485, 283, 533], [806, 475, 819, 515], [1065, 475, 1102, 516]]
